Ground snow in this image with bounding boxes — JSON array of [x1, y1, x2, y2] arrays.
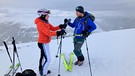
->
[[1, 28, 135, 76]]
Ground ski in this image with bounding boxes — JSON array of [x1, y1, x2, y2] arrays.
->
[[4, 65, 13, 76], [12, 63, 20, 76], [61, 52, 74, 72], [3, 41, 13, 63], [3, 37, 22, 76], [3, 41, 14, 76], [61, 54, 69, 71], [12, 37, 23, 72], [68, 52, 74, 72], [4, 63, 20, 76]]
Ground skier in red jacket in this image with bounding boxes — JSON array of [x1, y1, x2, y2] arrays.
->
[[35, 8, 67, 76]]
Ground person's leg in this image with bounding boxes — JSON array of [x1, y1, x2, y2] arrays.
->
[[38, 43, 50, 75], [73, 38, 85, 61], [42, 43, 51, 75], [38, 43, 44, 70]]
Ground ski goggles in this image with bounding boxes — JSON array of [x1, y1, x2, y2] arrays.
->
[[37, 10, 51, 15]]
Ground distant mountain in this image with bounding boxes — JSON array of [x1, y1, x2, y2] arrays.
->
[[0, 8, 135, 46]]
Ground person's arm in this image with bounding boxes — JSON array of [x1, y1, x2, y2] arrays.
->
[[37, 22, 57, 36], [68, 19, 76, 28], [49, 23, 60, 31]]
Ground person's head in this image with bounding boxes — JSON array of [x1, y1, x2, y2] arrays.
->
[[37, 8, 50, 20], [75, 6, 84, 17]]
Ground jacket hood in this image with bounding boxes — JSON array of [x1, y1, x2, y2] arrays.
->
[[34, 18, 41, 24]]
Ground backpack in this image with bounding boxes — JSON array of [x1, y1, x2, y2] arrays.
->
[[84, 13, 95, 25], [84, 13, 95, 30], [15, 69, 36, 76], [88, 13, 95, 22]]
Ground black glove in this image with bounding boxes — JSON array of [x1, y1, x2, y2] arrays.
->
[[64, 18, 68, 23], [64, 18, 71, 24], [82, 30, 90, 38], [56, 29, 66, 37], [59, 24, 67, 29]]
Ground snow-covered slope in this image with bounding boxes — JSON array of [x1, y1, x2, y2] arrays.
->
[[0, 28, 135, 76]]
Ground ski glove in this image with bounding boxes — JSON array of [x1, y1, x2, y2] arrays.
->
[[64, 18, 68, 23], [56, 29, 66, 37], [82, 30, 91, 38], [59, 24, 67, 29], [64, 18, 71, 24]]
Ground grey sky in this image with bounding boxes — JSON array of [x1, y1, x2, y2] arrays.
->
[[0, 0, 135, 11]]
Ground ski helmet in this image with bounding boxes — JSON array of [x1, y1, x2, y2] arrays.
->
[[37, 8, 50, 16]]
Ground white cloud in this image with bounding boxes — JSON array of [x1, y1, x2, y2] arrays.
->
[[0, 0, 135, 11]]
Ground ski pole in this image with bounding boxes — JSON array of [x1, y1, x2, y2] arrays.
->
[[12, 45, 15, 76], [56, 19, 69, 57], [57, 35, 63, 76], [56, 19, 68, 76], [3, 41, 13, 63], [56, 38, 61, 58], [56, 30, 66, 58], [12, 37, 23, 72], [3, 41, 14, 76], [57, 29, 66, 76], [85, 38, 93, 76]]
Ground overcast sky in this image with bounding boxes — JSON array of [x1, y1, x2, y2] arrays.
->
[[0, 0, 135, 11]]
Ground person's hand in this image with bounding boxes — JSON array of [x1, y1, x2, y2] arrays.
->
[[82, 30, 90, 38], [56, 29, 66, 37], [64, 18, 68, 23], [59, 24, 67, 29], [64, 18, 71, 24]]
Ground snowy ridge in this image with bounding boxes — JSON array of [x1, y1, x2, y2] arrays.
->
[[0, 28, 135, 76], [1, 7, 135, 46]]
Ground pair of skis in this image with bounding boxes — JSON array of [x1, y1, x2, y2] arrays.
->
[[3, 37, 22, 76], [4, 63, 20, 76], [61, 52, 74, 72]]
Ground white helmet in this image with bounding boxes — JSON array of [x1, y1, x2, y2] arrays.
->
[[37, 8, 50, 16]]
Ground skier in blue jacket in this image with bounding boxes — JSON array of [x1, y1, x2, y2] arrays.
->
[[66, 6, 97, 66]]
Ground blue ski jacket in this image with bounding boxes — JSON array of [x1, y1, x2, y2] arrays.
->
[[68, 11, 97, 38]]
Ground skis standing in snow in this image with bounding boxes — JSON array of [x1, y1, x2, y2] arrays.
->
[[61, 52, 74, 72], [34, 8, 67, 76], [3, 37, 22, 76], [65, 6, 97, 66]]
